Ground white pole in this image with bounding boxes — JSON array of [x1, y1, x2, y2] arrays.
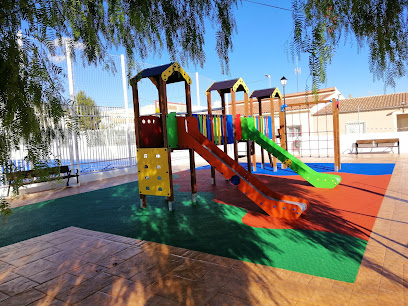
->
[[66, 40, 80, 181], [121, 54, 132, 167], [195, 72, 200, 107]]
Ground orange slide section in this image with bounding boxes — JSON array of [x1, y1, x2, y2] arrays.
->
[[177, 117, 309, 219]]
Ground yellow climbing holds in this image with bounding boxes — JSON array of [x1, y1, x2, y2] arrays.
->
[[284, 159, 292, 167], [137, 148, 171, 197]]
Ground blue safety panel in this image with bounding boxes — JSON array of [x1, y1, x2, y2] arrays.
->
[[268, 116, 272, 139], [227, 115, 234, 144], [206, 116, 212, 142]]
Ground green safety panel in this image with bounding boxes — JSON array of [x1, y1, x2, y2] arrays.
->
[[166, 112, 178, 148], [241, 117, 342, 189]]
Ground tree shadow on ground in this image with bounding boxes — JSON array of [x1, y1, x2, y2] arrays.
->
[[0, 165, 404, 304]]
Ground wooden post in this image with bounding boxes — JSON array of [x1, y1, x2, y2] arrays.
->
[[158, 78, 174, 209], [131, 83, 146, 208], [220, 91, 228, 154], [249, 95, 256, 171], [244, 92, 251, 173], [206, 91, 216, 185], [258, 97, 265, 169], [186, 82, 197, 200], [270, 94, 278, 171], [332, 98, 341, 171], [278, 96, 287, 169], [231, 89, 239, 162]]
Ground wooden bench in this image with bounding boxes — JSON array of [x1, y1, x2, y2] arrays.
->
[[5, 165, 79, 196], [355, 138, 400, 154]]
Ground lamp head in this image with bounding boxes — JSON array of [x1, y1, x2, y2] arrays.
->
[[280, 76, 287, 86]]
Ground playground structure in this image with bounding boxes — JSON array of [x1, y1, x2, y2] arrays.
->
[[130, 62, 342, 219]]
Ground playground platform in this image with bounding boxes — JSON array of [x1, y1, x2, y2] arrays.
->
[[0, 153, 407, 305]]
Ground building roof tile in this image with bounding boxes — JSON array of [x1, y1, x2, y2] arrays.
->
[[314, 92, 408, 116]]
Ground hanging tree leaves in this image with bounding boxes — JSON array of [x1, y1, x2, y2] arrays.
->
[[292, 0, 408, 89], [0, 0, 238, 172]]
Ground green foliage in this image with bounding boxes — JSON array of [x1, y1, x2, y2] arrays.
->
[[0, 197, 12, 217], [292, 0, 408, 89], [0, 0, 238, 173], [76, 91, 101, 130]]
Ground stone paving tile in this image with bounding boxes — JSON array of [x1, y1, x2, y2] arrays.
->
[[14, 259, 59, 278], [0, 270, 20, 284], [0, 243, 55, 263], [29, 296, 66, 306], [96, 246, 144, 268], [53, 238, 110, 255], [0, 276, 39, 296], [0, 291, 9, 302], [79, 242, 129, 264], [99, 277, 136, 298], [0, 289, 45, 306], [73, 291, 127, 306], [55, 272, 121, 304], [43, 250, 83, 265], [146, 274, 195, 303], [34, 273, 85, 295], [0, 261, 14, 274], [270, 279, 316, 303], [206, 292, 251, 305], [29, 259, 88, 284], [8, 248, 61, 268], [218, 277, 269, 304], [43, 233, 84, 245], [168, 259, 207, 281], [129, 263, 180, 288], [108, 251, 162, 279], [68, 263, 108, 281], [309, 287, 352, 305]]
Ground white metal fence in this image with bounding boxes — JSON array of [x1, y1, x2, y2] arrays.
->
[[4, 105, 137, 179]]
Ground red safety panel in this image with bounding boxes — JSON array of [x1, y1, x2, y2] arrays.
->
[[235, 115, 242, 141], [139, 116, 164, 148]]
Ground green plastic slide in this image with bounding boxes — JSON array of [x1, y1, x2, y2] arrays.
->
[[241, 117, 341, 189]]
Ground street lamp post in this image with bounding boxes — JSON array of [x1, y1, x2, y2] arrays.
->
[[265, 74, 271, 88], [280, 76, 288, 152]]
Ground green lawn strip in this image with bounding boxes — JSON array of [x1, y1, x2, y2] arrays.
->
[[0, 181, 366, 282]]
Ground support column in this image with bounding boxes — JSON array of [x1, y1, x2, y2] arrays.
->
[[278, 96, 287, 169], [186, 82, 197, 202], [131, 83, 146, 208], [206, 92, 216, 185], [270, 95, 278, 172], [220, 92, 228, 154], [332, 99, 341, 171], [231, 89, 239, 162], [244, 92, 252, 173], [158, 79, 174, 210], [258, 97, 265, 169]]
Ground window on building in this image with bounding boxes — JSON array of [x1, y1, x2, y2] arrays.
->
[[287, 125, 302, 138], [397, 114, 408, 132], [345, 122, 366, 134]]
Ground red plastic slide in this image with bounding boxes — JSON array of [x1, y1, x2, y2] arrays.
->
[[177, 116, 309, 219]]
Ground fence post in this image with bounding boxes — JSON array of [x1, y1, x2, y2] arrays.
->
[[121, 54, 133, 167], [66, 40, 81, 180]]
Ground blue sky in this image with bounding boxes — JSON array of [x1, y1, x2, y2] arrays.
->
[[68, 0, 407, 107]]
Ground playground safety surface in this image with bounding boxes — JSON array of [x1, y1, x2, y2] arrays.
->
[[0, 154, 407, 305]]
